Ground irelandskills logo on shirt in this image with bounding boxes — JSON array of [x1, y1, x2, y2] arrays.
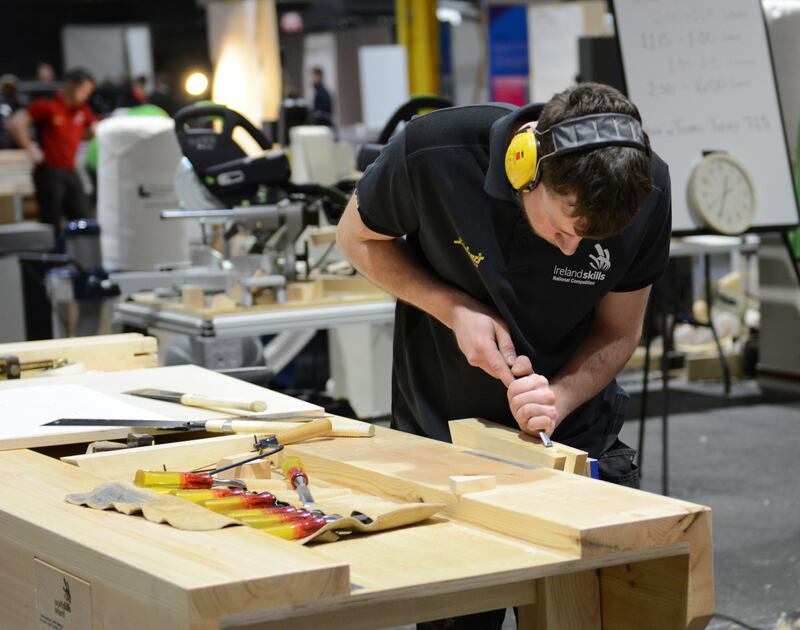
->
[[551, 243, 611, 286], [589, 243, 611, 271]]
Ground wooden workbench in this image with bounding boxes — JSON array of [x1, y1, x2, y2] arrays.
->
[[128, 276, 392, 318], [0, 420, 713, 629]]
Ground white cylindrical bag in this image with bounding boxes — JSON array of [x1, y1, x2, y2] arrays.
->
[[97, 116, 196, 271]]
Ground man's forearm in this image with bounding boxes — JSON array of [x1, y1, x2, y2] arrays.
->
[[549, 326, 641, 424], [337, 198, 520, 384], [341, 235, 471, 328]]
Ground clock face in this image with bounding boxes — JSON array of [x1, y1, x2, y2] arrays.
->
[[689, 154, 756, 235]]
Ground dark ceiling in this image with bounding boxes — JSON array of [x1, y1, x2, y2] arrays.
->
[[0, 0, 400, 79]]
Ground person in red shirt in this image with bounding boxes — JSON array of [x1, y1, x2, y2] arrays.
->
[[5, 68, 97, 231]]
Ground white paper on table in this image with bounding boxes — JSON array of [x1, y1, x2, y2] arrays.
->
[[0, 385, 169, 439]]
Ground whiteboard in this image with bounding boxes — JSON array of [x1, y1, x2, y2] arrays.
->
[[612, 0, 799, 233], [528, 3, 584, 101], [358, 45, 409, 133]]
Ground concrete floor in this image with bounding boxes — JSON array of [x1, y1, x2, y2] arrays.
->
[[388, 379, 800, 630], [621, 380, 800, 630]]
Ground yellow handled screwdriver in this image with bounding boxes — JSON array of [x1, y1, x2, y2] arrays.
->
[[260, 516, 327, 540]]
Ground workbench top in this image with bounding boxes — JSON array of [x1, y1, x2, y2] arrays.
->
[[0, 419, 714, 629]]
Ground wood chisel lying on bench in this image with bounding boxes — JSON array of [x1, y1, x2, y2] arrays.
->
[[124, 388, 267, 412]]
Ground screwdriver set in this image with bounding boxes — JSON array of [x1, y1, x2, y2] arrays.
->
[[133, 454, 352, 541]]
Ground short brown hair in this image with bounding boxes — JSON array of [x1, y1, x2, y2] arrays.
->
[[537, 83, 652, 240]]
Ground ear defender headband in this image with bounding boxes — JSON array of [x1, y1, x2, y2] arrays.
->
[[504, 113, 651, 192]]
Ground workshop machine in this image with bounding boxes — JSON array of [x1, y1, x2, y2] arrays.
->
[[356, 95, 453, 171], [110, 104, 355, 375]]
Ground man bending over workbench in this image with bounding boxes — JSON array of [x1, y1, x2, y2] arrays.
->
[[337, 83, 669, 491]]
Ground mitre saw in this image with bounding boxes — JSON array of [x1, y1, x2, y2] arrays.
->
[[170, 103, 350, 282]]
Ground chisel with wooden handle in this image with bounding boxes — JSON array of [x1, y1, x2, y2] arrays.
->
[[125, 388, 267, 412]]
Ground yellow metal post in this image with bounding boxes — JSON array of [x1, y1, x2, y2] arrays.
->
[[396, 0, 440, 96]]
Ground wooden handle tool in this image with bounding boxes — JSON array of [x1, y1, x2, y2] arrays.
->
[[218, 418, 374, 438], [273, 418, 332, 445], [203, 418, 332, 440], [180, 393, 267, 412]]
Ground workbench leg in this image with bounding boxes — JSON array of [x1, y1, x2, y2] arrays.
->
[[598, 554, 691, 630], [517, 570, 601, 630]]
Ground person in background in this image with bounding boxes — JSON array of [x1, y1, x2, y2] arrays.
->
[[5, 68, 97, 231], [130, 75, 148, 105], [308, 66, 333, 126], [36, 62, 56, 83], [0, 74, 22, 149], [148, 74, 178, 116]]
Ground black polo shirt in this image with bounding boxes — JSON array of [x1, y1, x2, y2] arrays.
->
[[355, 102, 671, 455]]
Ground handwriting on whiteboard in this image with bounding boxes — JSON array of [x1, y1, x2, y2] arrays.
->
[[613, 0, 798, 232]]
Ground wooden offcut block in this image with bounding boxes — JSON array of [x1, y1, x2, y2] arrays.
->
[[214, 451, 272, 480], [308, 226, 337, 245], [449, 475, 496, 496], [287, 281, 325, 303], [254, 288, 277, 305], [449, 418, 588, 475], [181, 286, 205, 309], [210, 293, 237, 311], [228, 282, 245, 306], [0, 333, 158, 373]]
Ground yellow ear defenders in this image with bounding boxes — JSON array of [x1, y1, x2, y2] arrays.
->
[[505, 128, 541, 192], [504, 113, 651, 193]]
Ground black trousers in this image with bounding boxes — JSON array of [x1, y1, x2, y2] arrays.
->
[[32, 166, 91, 230]]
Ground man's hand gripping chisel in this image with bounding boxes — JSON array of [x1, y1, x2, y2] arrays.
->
[[508, 355, 553, 447]]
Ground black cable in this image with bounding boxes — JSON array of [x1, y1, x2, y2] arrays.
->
[[211, 444, 283, 476], [712, 612, 768, 630], [308, 241, 337, 273]]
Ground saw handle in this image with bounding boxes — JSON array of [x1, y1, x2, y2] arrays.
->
[[180, 394, 267, 413], [202, 418, 333, 443]]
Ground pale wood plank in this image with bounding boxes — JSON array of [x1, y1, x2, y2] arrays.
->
[[600, 554, 689, 630], [59, 418, 713, 629], [277, 426, 712, 559], [131, 275, 392, 317], [0, 449, 350, 627], [71, 422, 710, 568], [518, 570, 601, 630], [223, 580, 537, 630], [0, 333, 158, 373], [683, 510, 715, 630], [449, 418, 588, 475]]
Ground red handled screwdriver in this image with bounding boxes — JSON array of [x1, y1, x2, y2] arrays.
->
[[203, 492, 278, 512], [260, 516, 327, 540], [135, 470, 213, 490], [281, 456, 315, 507], [170, 488, 245, 503]]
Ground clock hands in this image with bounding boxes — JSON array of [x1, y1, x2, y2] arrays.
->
[[718, 176, 731, 217]]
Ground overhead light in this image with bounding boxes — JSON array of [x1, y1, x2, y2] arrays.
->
[[280, 11, 303, 33], [185, 72, 209, 96]]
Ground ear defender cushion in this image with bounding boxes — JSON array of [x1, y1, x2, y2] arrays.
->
[[505, 129, 540, 191]]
